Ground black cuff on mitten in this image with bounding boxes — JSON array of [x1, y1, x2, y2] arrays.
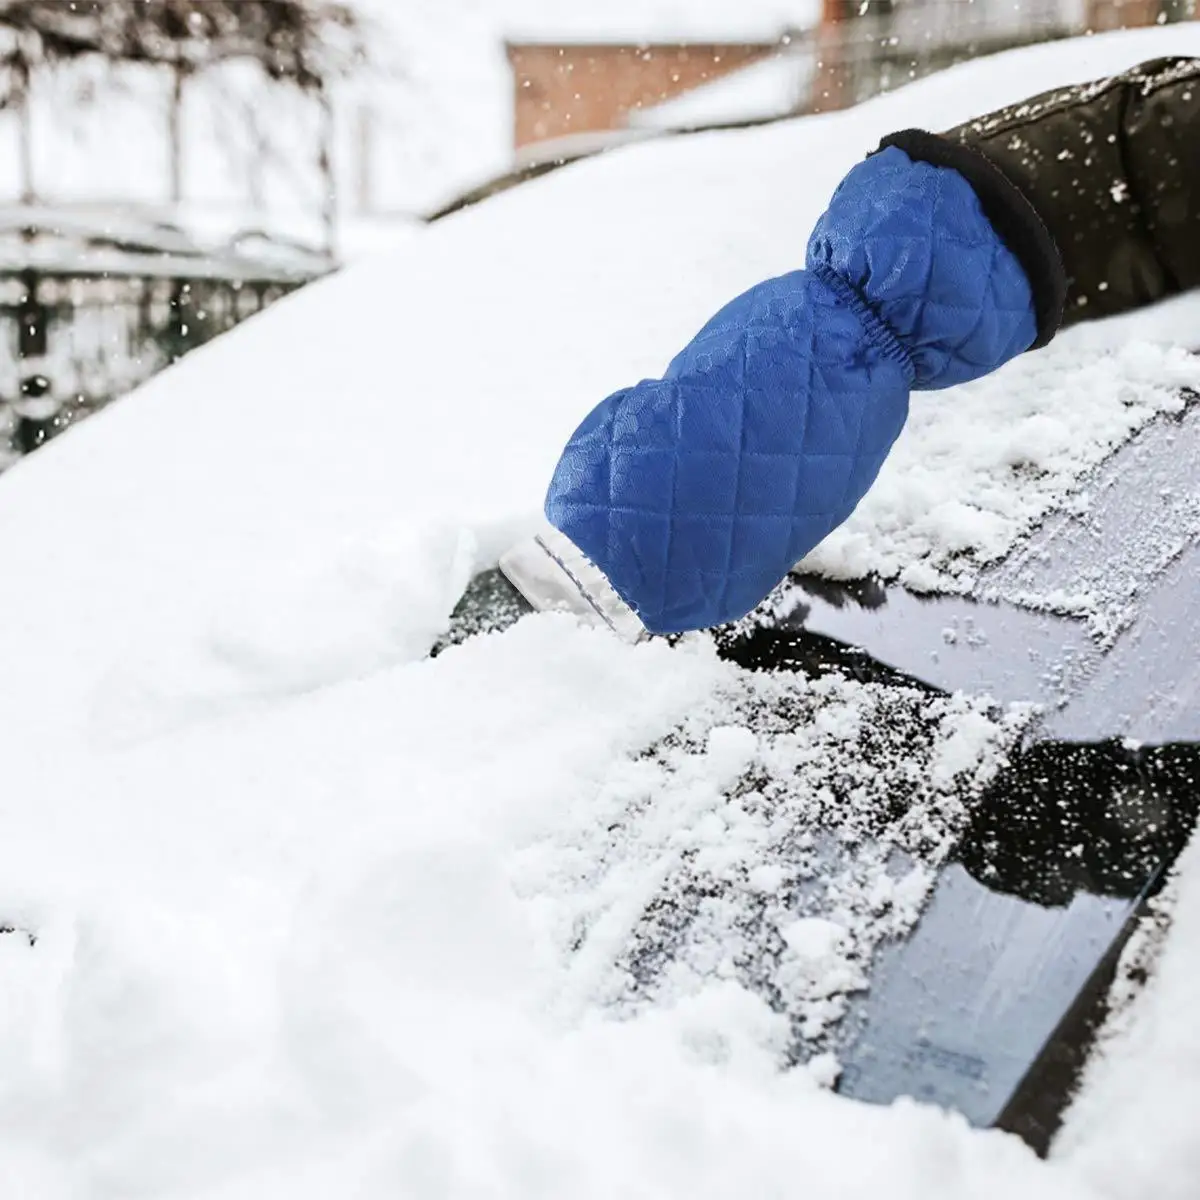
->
[[875, 129, 1067, 350]]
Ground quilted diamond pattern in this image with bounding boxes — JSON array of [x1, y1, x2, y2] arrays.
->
[[808, 147, 1037, 389], [545, 147, 1038, 634]]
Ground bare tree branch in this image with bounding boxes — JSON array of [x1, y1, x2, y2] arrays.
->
[[0, 0, 365, 102]]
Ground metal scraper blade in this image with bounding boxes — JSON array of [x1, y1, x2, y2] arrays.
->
[[498, 524, 647, 644]]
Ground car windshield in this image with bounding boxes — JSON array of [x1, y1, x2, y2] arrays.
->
[[718, 397, 1200, 1145], [441, 384, 1200, 1150]]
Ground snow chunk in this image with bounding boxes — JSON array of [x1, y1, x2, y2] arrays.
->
[[705, 724, 759, 782], [781, 915, 846, 959]]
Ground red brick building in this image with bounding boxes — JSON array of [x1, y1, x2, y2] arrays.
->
[[505, 41, 784, 150]]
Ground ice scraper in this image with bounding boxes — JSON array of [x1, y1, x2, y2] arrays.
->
[[498, 521, 648, 644], [500, 140, 1059, 638]]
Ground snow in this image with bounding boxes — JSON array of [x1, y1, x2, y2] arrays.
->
[[1056, 843, 1200, 1200], [344, 0, 818, 215], [0, 203, 330, 282], [10, 0, 824, 235], [0, 19, 454, 248], [628, 49, 814, 129], [0, 0, 1152, 232], [499, 0, 818, 43], [341, 0, 516, 215], [0, 23, 1198, 1198], [804, 334, 1200, 595], [12, 58, 350, 248]]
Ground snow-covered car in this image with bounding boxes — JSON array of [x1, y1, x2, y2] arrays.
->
[[0, 24, 1198, 1200]]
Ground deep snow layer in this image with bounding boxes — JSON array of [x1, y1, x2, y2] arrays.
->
[[1, 25, 1200, 1199]]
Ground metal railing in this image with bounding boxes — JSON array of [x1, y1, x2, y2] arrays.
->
[[0, 213, 330, 470], [0, 273, 296, 463]]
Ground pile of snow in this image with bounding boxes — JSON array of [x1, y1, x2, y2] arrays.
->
[[628, 49, 815, 130], [0, 25, 1199, 1198]]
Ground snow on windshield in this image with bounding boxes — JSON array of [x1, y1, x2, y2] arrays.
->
[[805, 332, 1200, 600], [0, 23, 1198, 1200], [516, 658, 1018, 1046]]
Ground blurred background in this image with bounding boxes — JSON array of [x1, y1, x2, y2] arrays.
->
[[0, 0, 1192, 468]]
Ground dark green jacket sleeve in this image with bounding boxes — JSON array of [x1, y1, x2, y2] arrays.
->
[[879, 57, 1200, 347]]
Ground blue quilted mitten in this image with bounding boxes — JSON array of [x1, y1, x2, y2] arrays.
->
[[545, 146, 1041, 634]]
